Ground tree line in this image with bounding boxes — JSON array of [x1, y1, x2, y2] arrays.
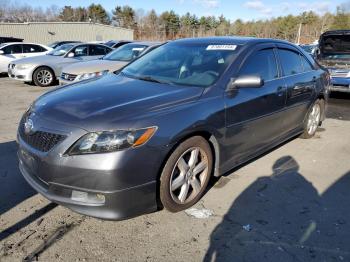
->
[[0, 1, 349, 44]]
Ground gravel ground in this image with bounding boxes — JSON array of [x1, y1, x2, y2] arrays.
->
[[0, 76, 349, 262]]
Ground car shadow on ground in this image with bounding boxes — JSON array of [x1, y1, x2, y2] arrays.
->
[[204, 156, 350, 262], [327, 92, 350, 121], [0, 141, 57, 241], [0, 141, 36, 215]]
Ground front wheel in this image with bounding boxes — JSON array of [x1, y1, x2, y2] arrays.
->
[[300, 99, 323, 139], [33, 66, 55, 87], [160, 136, 213, 212]]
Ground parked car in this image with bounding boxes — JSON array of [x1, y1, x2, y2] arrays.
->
[[0, 36, 23, 44], [17, 37, 328, 220], [60, 42, 162, 85], [0, 42, 51, 73], [8, 43, 112, 86], [104, 40, 133, 49], [316, 30, 350, 93], [48, 41, 81, 49]]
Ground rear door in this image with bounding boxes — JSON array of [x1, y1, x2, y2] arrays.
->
[[276, 44, 317, 131], [224, 44, 287, 166]]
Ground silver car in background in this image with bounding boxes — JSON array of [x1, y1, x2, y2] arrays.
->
[[8, 43, 112, 87], [60, 42, 162, 85]]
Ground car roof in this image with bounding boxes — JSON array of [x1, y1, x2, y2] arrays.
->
[[0, 42, 46, 46], [171, 36, 294, 46], [60, 42, 110, 48]]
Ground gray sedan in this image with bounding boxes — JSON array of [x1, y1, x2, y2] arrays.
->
[[8, 43, 112, 86]]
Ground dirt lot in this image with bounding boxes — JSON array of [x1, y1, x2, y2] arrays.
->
[[0, 76, 349, 262]]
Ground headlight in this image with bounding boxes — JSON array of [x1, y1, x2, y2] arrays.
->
[[16, 64, 32, 70], [77, 70, 109, 81], [67, 127, 157, 155]]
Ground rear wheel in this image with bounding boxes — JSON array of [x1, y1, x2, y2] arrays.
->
[[33, 66, 55, 87], [300, 99, 323, 139], [160, 136, 213, 212]]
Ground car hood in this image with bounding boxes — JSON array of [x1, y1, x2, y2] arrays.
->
[[62, 59, 128, 75], [14, 54, 63, 65], [33, 74, 204, 131]]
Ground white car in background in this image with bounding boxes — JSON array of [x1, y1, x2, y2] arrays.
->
[[0, 42, 51, 73], [8, 43, 112, 87]]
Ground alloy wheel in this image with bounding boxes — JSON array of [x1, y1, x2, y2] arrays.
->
[[307, 103, 321, 135], [169, 147, 209, 204], [36, 69, 53, 85]]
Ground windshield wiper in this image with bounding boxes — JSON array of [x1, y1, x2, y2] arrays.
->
[[120, 72, 175, 85], [137, 75, 164, 84]]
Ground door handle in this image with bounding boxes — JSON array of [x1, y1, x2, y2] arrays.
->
[[293, 85, 303, 90]]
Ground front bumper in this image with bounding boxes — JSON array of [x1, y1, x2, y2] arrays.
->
[[330, 77, 350, 93], [16, 116, 164, 220], [8, 66, 34, 82], [59, 77, 75, 85], [19, 156, 157, 220]]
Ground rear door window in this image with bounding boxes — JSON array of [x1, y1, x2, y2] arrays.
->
[[278, 49, 303, 76], [23, 44, 46, 53], [239, 48, 278, 81], [2, 44, 22, 54]]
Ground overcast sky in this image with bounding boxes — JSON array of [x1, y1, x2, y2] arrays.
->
[[14, 0, 350, 21]]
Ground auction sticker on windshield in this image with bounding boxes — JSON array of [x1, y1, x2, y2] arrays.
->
[[206, 45, 237, 51]]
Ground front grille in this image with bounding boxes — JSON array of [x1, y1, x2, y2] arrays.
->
[[61, 72, 77, 81], [19, 118, 66, 152]]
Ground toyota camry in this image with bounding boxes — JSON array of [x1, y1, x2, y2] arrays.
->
[[17, 37, 329, 220]]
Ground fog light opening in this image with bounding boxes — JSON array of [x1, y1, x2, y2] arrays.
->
[[71, 190, 105, 204]]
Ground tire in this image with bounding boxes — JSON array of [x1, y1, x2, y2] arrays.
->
[[300, 99, 323, 139], [160, 136, 213, 212], [33, 66, 55, 87]]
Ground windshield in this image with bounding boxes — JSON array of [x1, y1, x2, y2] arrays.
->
[[48, 44, 74, 56], [104, 44, 148, 61], [121, 43, 239, 87]]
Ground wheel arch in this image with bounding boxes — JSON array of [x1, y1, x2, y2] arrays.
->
[[155, 130, 221, 209], [32, 65, 56, 81]]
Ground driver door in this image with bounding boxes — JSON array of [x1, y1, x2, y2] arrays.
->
[[223, 44, 287, 167]]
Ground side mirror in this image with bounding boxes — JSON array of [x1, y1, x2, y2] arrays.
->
[[0, 50, 4, 55], [67, 52, 74, 58], [227, 75, 264, 90]]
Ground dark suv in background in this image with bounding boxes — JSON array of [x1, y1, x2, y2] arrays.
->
[[18, 37, 328, 220], [316, 30, 350, 93]]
